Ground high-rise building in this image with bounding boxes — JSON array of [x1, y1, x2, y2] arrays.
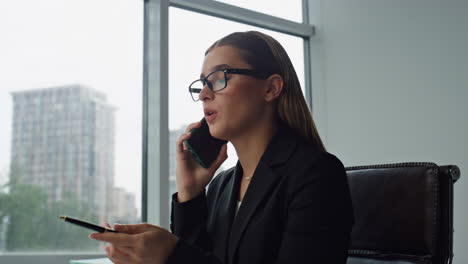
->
[[0, 216, 7, 251], [10, 84, 116, 223], [113, 187, 139, 224]]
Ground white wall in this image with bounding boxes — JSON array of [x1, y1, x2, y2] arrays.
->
[[308, 0, 468, 263]]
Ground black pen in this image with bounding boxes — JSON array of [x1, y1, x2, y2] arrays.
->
[[59, 215, 117, 233]]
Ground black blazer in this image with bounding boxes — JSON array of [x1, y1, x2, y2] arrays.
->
[[167, 123, 354, 264]]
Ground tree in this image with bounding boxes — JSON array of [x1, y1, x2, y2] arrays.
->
[[0, 166, 101, 252]]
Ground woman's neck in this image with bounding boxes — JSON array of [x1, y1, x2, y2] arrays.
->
[[231, 119, 278, 178]]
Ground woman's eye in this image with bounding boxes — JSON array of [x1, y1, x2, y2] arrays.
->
[[215, 79, 226, 88]]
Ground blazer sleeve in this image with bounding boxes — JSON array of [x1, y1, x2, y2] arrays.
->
[[275, 153, 354, 264], [165, 238, 224, 264], [169, 191, 211, 249], [166, 175, 225, 264]]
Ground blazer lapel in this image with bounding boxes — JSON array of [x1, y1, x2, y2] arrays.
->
[[211, 163, 243, 262], [227, 123, 298, 263]]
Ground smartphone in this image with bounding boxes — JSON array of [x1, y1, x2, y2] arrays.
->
[[184, 117, 227, 168], [59, 215, 117, 233]]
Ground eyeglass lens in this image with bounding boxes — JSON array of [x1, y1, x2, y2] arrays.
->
[[189, 70, 227, 101]]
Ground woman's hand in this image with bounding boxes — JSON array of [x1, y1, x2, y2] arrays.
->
[[89, 223, 179, 264], [175, 121, 228, 202]]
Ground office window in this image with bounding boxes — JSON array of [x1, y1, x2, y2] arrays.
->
[[216, 0, 303, 22], [0, 0, 143, 255], [168, 7, 305, 197]]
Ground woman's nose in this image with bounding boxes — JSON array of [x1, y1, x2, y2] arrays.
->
[[198, 83, 214, 101]]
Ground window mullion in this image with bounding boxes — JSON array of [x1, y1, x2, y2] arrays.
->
[[143, 0, 170, 228]]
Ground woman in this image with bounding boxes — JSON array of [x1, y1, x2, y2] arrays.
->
[[90, 31, 354, 264]]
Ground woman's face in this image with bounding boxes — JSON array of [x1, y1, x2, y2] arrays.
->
[[199, 45, 269, 141]]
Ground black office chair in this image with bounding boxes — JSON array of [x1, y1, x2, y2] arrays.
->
[[345, 162, 460, 264]]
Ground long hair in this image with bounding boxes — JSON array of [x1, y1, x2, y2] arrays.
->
[[206, 31, 326, 151]]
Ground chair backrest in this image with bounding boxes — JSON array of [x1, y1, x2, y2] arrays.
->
[[345, 162, 460, 264]]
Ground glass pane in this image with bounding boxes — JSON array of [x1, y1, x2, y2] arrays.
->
[[168, 8, 305, 198], [216, 0, 302, 22], [0, 0, 143, 253]]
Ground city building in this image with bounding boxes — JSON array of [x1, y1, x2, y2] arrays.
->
[[10, 84, 116, 223], [112, 187, 139, 224]]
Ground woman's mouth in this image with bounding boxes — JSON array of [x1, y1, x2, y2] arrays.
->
[[205, 111, 218, 123]]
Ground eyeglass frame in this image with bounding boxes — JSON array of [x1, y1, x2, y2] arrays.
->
[[188, 68, 271, 102]]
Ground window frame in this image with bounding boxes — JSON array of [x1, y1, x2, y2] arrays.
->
[[0, 253, 105, 264], [1, 0, 315, 263], [143, 0, 315, 228]]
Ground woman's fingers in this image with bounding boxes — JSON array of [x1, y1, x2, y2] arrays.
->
[[176, 122, 201, 154], [89, 232, 135, 247], [111, 244, 135, 257], [176, 132, 192, 155], [184, 121, 201, 133], [106, 245, 133, 264], [114, 223, 159, 234]]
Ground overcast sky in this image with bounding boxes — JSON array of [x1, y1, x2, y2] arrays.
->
[[0, 0, 304, 216]]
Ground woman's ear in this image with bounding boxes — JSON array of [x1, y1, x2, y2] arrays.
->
[[264, 74, 284, 102]]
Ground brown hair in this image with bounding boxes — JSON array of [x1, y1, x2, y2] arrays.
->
[[206, 31, 326, 151]]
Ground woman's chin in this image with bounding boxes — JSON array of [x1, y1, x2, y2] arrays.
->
[[209, 125, 228, 141]]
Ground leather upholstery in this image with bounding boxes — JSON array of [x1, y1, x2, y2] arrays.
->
[[345, 163, 460, 264]]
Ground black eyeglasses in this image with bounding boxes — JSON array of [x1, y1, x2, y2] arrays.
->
[[188, 68, 270, 102]]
